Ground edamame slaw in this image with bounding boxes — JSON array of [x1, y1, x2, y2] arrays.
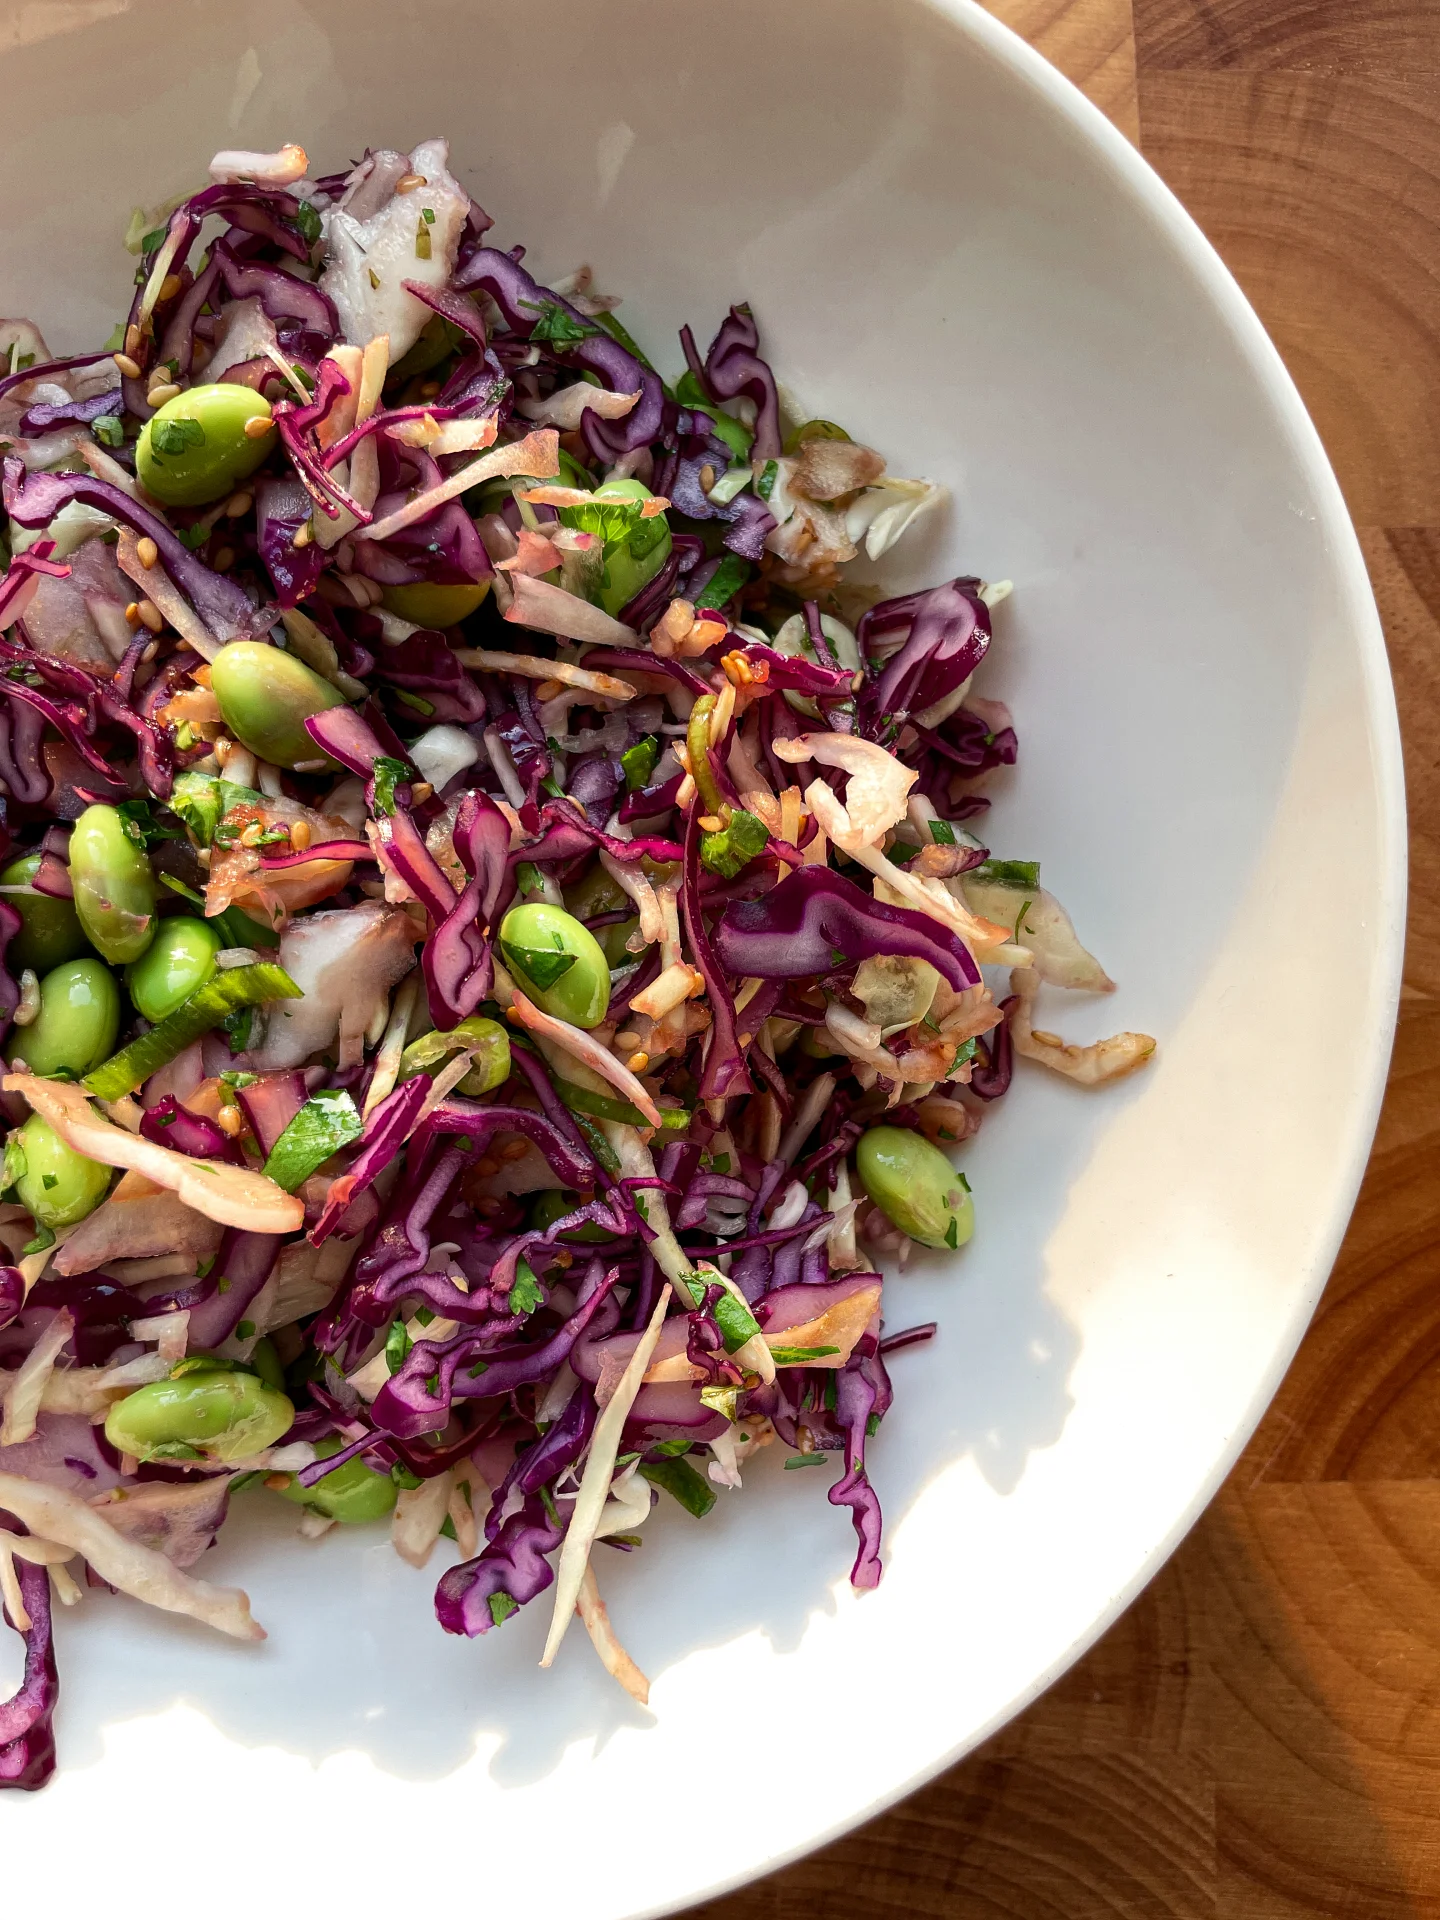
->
[[0, 135, 1155, 1787]]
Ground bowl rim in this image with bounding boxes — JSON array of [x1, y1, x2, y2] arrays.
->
[[636, 1, 1406, 1907]]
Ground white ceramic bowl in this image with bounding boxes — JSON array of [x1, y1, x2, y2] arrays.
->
[[0, 0, 1403, 1910]]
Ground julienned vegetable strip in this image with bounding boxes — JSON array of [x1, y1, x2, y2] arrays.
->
[[82, 964, 302, 1099], [0, 128, 1156, 1791]]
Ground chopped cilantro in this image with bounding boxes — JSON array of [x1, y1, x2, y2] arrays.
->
[[370, 755, 411, 818], [150, 416, 206, 456], [21, 1225, 55, 1257], [929, 819, 957, 846], [92, 415, 124, 448], [640, 1455, 717, 1518], [768, 1344, 842, 1364], [236, 1320, 256, 1340], [296, 201, 323, 248], [621, 735, 659, 792], [519, 298, 599, 347], [691, 555, 750, 612], [488, 1592, 520, 1627], [501, 938, 577, 993], [509, 1258, 544, 1317], [784, 1453, 828, 1469]]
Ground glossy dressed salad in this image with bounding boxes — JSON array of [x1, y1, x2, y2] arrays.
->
[[0, 137, 1155, 1787]]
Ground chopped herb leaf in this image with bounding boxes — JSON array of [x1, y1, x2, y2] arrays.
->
[[509, 1258, 544, 1317], [501, 939, 577, 993], [691, 555, 750, 612], [640, 1456, 717, 1518], [262, 1087, 364, 1192], [391, 1463, 423, 1490], [756, 459, 779, 503], [488, 1592, 520, 1627], [621, 736, 659, 792], [713, 1291, 761, 1354], [296, 201, 323, 248], [518, 298, 599, 347], [414, 222, 432, 260], [236, 1320, 256, 1340], [421, 206, 436, 225], [21, 1226, 55, 1257], [40, 1172, 57, 1191], [92, 415, 124, 448], [149, 416, 206, 456], [784, 1453, 828, 1469], [767, 1344, 842, 1364], [117, 797, 185, 848], [929, 819, 957, 846], [944, 1216, 959, 1250], [370, 755, 411, 818]]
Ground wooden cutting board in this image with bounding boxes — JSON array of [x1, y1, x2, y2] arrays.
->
[[694, 3, 1440, 1913]]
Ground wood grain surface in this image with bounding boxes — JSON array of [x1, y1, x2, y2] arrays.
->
[[692, 2, 1439, 1913]]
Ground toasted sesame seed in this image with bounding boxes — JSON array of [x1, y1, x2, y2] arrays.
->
[[698, 814, 723, 832], [500, 1139, 530, 1162], [140, 640, 159, 664], [409, 781, 433, 803], [224, 491, 253, 518], [159, 273, 184, 302], [534, 678, 563, 702], [263, 1473, 290, 1491], [737, 1031, 752, 1048], [135, 599, 163, 633], [135, 536, 159, 570], [212, 547, 235, 572], [213, 736, 232, 765], [216, 1105, 246, 1137], [475, 1155, 500, 1177], [191, 340, 212, 370], [626, 1051, 650, 1073], [124, 601, 142, 629], [615, 1031, 641, 1051], [113, 352, 141, 379], [243, 414, 273, 440], [699, 464, 716, 494], [289, 819, 312, 852], [292, 522, 312, 548], [124, 324, 142, 358], [239, 821, 265, 848], [395, 172, 426, 193], [147, 382, 181, 407]]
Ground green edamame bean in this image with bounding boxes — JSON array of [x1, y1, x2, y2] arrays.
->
[[498, 902, 610, 1028], [0, 854, 91, 974], [210, 640, 346, 769], [125, 915, 220, 1023], [103, 1366, 294, 1464], [135, 383, 276, 508], [563, 866, 640, 967], [397, 1014, 511, 1095], [380, 581, 491, 627], [275, 1433, 397, 1524], [856, 1125, 975, 1251], [68, 805, 157, 965], [9, 957, 121, 1076], [13, 1113, 109, 1228], [529, 1188, 615, 1243], [248, 1336, 285, 1393]]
